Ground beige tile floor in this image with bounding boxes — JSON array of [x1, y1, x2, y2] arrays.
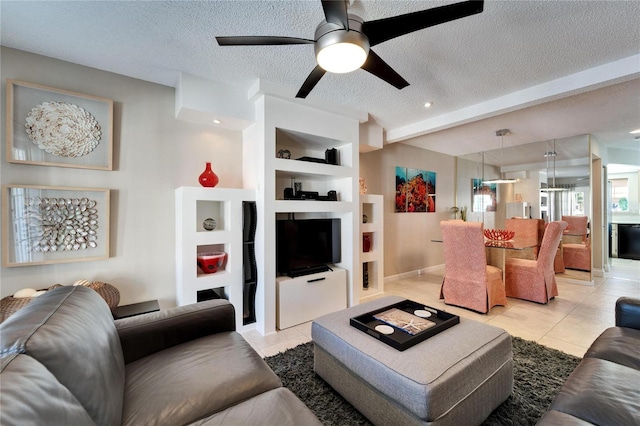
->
[[241, 259, 639, 358]]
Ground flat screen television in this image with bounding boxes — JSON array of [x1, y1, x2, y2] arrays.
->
[[276, 218, 341, 277]]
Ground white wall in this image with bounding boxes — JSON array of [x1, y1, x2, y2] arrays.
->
[[1, 48, 243, 307], [360, 143, 455, 277]]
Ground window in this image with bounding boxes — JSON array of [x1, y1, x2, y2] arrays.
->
[[611, 178, 629, 211], [572, 192, 585, 215]]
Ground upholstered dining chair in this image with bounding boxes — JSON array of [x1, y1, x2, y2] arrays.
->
[[561, 215, 589, 244], [505, 221, 568, 304], [505, 218, 541, 260], [563, 236, 591, 271], [560, 215, 590, 271], [440, 220, 507, 313]]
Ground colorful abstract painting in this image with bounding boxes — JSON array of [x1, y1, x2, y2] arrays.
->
[[395, 167, 436, 213], [472, 178, 497, 212]]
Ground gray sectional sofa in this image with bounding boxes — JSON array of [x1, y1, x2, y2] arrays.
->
[[537, 297, 640, 425], [0, 285, 320, 425]]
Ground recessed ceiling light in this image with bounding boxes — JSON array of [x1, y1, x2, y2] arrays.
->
[[424, 101, 433, 108], [630, 128, 640, 134], [213, 119, 222, 124]]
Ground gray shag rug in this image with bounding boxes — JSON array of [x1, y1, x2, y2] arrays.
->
[[264, 337, 581, 426]]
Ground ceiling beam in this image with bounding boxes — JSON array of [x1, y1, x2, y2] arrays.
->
[[386, 54, 640, 144]]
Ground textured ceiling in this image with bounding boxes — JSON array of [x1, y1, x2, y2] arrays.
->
[[1, 0, 639, 156]]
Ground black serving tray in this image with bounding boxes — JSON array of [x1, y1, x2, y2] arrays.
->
[[350, 299, 460, 351]]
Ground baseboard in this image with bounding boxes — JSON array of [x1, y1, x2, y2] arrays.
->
[[556, 276, 594, 286], [384, 264, 444, 283]]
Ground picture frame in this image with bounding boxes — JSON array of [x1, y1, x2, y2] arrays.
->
[[471, 178, 497, 212], [6, 80, 113, 170], [2, 185, 110, 267], [395, 167, 436, 213]]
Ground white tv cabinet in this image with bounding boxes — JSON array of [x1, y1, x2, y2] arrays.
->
[[276, 267, 347, 329]]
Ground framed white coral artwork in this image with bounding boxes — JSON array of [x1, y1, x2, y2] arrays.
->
[[2, 185, 110, 267], [6, 80, 113, 170]]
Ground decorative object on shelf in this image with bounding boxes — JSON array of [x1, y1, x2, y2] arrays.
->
[[203, 218, 217, 231], [363, 233, 372, 252], [277, 149, 291, 159], [6, 79, 113, 170], [362, 214, 368, 224], [325, 148, 338, 165], [359, 178, 367, 194], [395, 167, 436, 213], [294, 182, 302, 195], [483, 229, 515, 241], [2, 185, 110, 267], [363, 263, 369, 289], [198, 162, 219, 187], [197, 251, 227, 274]]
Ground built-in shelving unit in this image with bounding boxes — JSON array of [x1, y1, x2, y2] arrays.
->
[[175, 186, 255, 330], [360, 194, 384, 300], [243, 94, 360, 335]]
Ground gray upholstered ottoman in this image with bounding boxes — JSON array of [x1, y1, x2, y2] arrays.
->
[[312, 296, 513, 426]]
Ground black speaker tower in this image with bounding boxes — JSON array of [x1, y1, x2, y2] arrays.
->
[[242, 202, 258, 325]]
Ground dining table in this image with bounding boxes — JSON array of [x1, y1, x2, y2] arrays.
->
[[432, 237, 539, 283]]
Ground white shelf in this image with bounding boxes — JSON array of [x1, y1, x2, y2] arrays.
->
[[360, 194, 384, 301], [175, 186, 255, 330], [274, 158, 352, 178]]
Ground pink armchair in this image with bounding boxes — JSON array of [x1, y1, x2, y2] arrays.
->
[[505, 221, 568, 304], [440, 221, 507, 313]]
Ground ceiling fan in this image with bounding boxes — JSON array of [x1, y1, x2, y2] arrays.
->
[[216, 0, 484, 98]]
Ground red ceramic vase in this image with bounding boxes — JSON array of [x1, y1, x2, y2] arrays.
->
[[199, 162, 219, 188]]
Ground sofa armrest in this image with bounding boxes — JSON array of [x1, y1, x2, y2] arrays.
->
[[615, 297, 640, 330], [115, 299, 235, 364]]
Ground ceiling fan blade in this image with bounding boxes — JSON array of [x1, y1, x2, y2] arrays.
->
[[361, 50, 409, 90], [321, 0, 349, 29], [362, 0, 484, 47], [216, 36, 314, 46], [296, 65, 327, 98]]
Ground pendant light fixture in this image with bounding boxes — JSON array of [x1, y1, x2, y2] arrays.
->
[[483, 129, 519, 184], [540, 139, 566, 192]]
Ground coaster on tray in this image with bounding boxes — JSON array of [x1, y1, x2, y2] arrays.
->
[[413, 309, 432, 318], [375, 324, 395, 335]]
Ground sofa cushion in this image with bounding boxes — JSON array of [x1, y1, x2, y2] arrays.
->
[[0, 286, 125, 426], [0, 353, 95, 425], [584, 326, 640, 370], [122, 331, 282, 426], [189, 387, 321, 426], [537, 410, 594, 425], [545, 358, 640, 425]]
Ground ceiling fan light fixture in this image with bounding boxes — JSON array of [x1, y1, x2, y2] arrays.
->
[[315, 26, 369, 74], [317, 42, 367, 73]]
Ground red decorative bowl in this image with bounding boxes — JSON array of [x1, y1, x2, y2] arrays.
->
[[197, 252, 226, 274], [484, 229, 515, 241]]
